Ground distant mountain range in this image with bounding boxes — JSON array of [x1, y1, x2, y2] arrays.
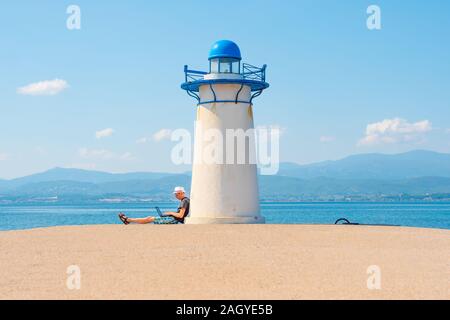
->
[[1, 150, 450, 202], [277, 150, 450, 179], [0, 167, 175, 188]]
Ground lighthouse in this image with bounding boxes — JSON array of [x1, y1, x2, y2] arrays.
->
[[181, 40, 269, 224]]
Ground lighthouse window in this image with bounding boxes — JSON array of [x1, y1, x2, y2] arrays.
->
[[219, 60, 232, 73], [210, 58, 240, 74], [232, 61, 240, 73], [210, 59, 219, 73]]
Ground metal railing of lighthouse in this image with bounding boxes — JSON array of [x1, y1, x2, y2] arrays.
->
[[183, 64, 267, 84], [182, 64, 268, 104], [242, 63, 267, 82], [184, 65, 208, 83]]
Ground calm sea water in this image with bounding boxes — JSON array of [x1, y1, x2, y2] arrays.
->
[[1, 202, 449, 231]]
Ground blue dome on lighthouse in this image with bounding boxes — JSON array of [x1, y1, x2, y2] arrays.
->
[[208, 40, 242, 60]]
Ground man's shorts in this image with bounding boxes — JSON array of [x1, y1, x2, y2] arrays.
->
[[153, 216, 179, 224]]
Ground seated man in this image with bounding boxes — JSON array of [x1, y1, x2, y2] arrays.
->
[[118, 186, 190, 225]]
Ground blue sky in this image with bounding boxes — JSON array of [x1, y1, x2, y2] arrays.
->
[[0, 0, 449, 179]]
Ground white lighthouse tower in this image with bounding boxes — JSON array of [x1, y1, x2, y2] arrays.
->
[[181, 40, 269, 224]]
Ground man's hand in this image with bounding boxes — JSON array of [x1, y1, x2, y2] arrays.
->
[[165, 208, 185, 219], [163, 211, 173, 217]]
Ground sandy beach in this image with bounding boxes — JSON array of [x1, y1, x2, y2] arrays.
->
[[0, 224, 449, 300]]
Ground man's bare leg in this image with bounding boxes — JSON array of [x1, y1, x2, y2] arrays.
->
[[127, 216, 155, 224]]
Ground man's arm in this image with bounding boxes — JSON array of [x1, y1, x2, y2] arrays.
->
[[165, 208, 186, 219]]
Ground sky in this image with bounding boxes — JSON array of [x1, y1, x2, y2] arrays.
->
[[0, 0, 449, 179]]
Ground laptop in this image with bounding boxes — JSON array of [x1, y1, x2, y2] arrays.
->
[[155, 206, 166, 217]]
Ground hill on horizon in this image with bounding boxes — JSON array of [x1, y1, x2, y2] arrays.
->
[[0, 167, 176, 188], [1, 150, 450, 202], [278, 150, 450, 179], [2, 150, 450, 183]]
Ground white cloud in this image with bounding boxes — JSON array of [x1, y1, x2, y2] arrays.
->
[[0, 153, 9, 161], [78, 148, 134, 161], [320, 136, 335, 143], [79, 148, 115, 160], [95, 128, 114, 139], [152, 129, 172, 142], [17, 79, 69, 96], [136, 137, 150, 144], [137, 129, 174, 143], [358, 118, 432, 146], [120, 152, 135, 160]]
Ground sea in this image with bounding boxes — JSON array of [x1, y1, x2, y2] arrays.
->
[[1, 202, 449, 231]]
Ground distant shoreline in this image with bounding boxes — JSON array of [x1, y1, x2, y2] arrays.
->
[[2, 199, 450, 205]]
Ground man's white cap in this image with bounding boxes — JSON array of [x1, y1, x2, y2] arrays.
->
[[173, 186, 185, 194]]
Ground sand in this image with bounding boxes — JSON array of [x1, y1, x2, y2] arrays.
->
[[0, 224, 449, 300]]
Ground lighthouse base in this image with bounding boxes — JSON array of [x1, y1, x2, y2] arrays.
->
[[185, 216, 266, 225]]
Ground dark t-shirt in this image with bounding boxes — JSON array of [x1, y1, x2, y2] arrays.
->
[[175, 197, 190, 223]]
